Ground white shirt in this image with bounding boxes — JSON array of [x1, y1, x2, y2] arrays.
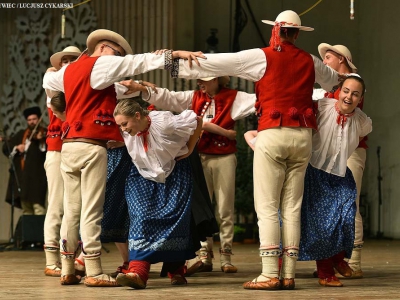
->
[[123, 110, 198, 183], [312, 88, 328, 100], [310, 98, 372, 177], [42, 53, 165, 97], [175, 48, 339, 92], [143, 88, 256, 121]]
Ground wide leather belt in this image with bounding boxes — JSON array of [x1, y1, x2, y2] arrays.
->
[[63, 138, 107, 148]]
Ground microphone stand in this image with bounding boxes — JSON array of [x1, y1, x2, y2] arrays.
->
[[0, 129, 22, 251], [376, 146, 384, 239]]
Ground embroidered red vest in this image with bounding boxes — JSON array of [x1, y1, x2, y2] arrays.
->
[[46, 108, 63, 151], [192, 88, 238, 155], [63, 55, 123, 142], [255, 42, 317, 131], [326, 86, 367, 149]]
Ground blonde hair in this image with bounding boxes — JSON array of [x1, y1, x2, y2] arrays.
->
[[114, 99, 149, 118]]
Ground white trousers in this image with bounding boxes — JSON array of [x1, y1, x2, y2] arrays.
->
[[44, 151, 64, 247], [347, 147, 366, 245], [254, 127, 312, 252], [200, 153, 237, 251], [59, 142, 107, 256]]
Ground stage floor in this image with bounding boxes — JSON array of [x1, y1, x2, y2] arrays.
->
[[0, 239, 399, 299]]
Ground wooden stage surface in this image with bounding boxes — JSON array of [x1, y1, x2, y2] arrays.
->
[[0, 239, 399, 300]]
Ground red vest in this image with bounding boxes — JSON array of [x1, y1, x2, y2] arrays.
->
[[326, 87, 368, 149], [63, 55, 122, 142], [255, 42, 317, 131], [46, 108, 63, 151], [192, 88, 237, 155]]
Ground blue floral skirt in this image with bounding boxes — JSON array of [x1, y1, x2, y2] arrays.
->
[[298, 165, 356, 261], [100, 147, 131, 243], [125, 158, 196, 263]]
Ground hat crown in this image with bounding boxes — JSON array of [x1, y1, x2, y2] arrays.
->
[[275, 10, 301, 25], [86, 29, 133, 56], [332, 45, 352, 62], [61, 46, 81, 54]]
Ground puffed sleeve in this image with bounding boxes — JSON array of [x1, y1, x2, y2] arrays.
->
[[356, 110, 372, 137], [172, 110, 198, 137], [360, 117, 372, 137]]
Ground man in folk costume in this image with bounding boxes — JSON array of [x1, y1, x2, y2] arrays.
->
[[43, 46, 81, 277], [315, 43, 365, 279], [2, 106, 47, 215], [162, 10, 341, 290], [42, 30, 139, 287], [42, 30, 205, 287]]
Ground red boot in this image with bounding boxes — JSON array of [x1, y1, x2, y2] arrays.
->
[[316, 257, 343, 287], [332, 251, 352, 278], [115, 260, 150, 289], [167, 263, 187, 285]]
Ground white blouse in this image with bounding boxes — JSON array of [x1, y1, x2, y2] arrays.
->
[[144, 88, 256, 121], [310, 98, 372, 177], [123, 110, 198, 183]]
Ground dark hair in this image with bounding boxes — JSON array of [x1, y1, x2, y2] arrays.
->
[[114, 99, 149, 118], [341, 75, 366, 96], [280, 27, 299, 38], [50, 92, 66, 112]]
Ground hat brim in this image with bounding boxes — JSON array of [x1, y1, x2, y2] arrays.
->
[[87, 29, 133, 56], [199, 77, 216, 81], [262, 20, 314, 31], [50, 51, 81, 70], [318, 43, 357, 71]]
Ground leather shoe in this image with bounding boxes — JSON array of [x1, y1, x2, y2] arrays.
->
[[280, 278, 295, 290], [60, 274, 81, 285], [318, 277, 343, 287], [336, 268, 363, 279], [243, 276, 281, 290], [186, 261, 213, 276], [116, 272, 146, 289], [44, 266, 61, 277], [170, 274, 187, 285], [84, 274, 121, 287], [334, 260, 353, 277], [221, 263, 238, 273]]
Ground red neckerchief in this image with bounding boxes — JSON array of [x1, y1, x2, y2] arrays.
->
[[335, 101, 355, 128], [137, 116, 151, 152]]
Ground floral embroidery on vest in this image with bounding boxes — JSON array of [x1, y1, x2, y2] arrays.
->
[[47, 125, 62, 138], [93, 109, 115, 126]]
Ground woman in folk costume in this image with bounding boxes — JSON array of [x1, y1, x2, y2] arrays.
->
[[113, 99, 202, 289], [298, 75, 372, 287], [120, 76, 256, 275]]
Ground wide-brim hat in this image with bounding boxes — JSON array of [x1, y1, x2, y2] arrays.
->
[[87, 29, 133, 56], [262, 10, 314, 31], [200, 76, 230, 86], [318, 43, 357, 72], [23, 106, 41, 119], [199, 77, 216, 81], [50, 46, 82, 70]]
